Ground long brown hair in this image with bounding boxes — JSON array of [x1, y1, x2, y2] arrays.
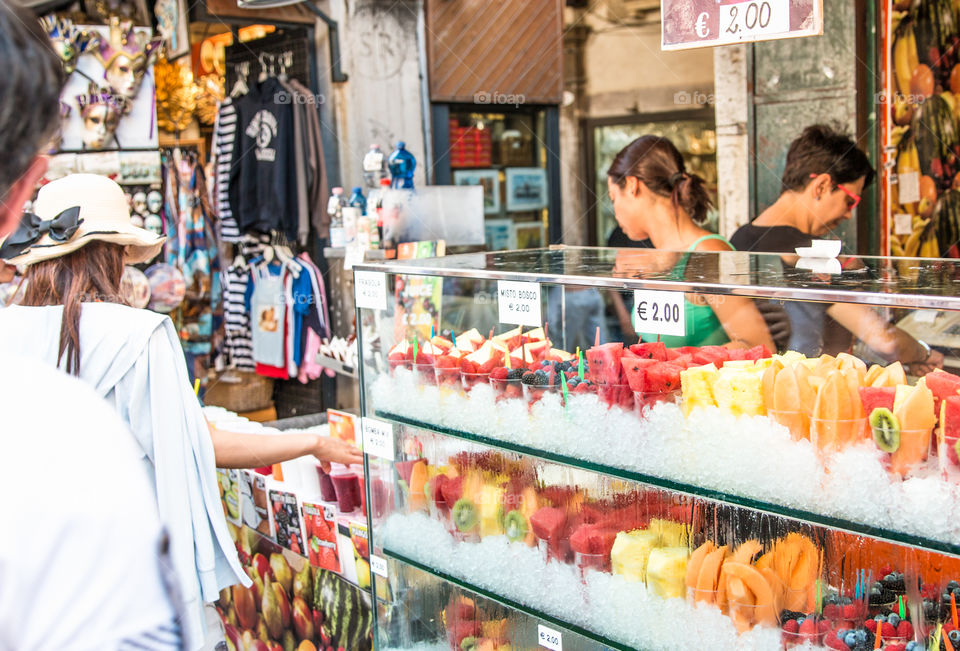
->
[[21, 241, 125, 375], [607, 135, 713, 225]]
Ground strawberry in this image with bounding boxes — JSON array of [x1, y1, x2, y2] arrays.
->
[[865, 619, 877, 632], [896, 620, 913, 638], [881, 622, 897, 638], [880, 565, 893, 576], [819, 619, 831, 634], [822, 604, 840, 619], [489, 366, 509, 380], [886, 645, 906, 651], [825, 633, 847, 650], [782, 619, 799, 633], [799, 617, 817, 635], [842, 603, 860, 619]]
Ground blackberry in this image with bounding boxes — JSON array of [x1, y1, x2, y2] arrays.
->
[[780, 609, 804, 622], [553, 372, 562, 387], [521, 372, 537, 385], [506, 369, 524, 380], [559, 361, 572, 372], [534, 370, 549, 386]]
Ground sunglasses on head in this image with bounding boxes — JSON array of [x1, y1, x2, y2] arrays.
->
[[810, 173, 860, 210]]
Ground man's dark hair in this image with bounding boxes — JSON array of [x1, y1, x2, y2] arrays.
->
[[0, 1, 64, 200], [781, 124, 876, 193]]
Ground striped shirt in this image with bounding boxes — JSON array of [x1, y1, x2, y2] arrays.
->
[[213, 100, 241, 242], [222, 264, 255, 371]]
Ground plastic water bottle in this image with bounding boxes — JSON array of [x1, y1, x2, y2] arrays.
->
[[388, 141, 416, 189], [362, 144, 387, 188], [348, 187, 367, 216], [327, 187, 345, 248]]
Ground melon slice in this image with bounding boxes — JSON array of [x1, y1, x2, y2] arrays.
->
[[859, 386, 897, 441], [925, 369, 960, 416], [529, 507, 567, 541], [524, 327, 547, 341], [646, 362, 683, 393], [761, 358, 784, 414], [891, 378, 936, 475], [388, 340, 411, 361], [408, 460, 429, 511], [462, 342, 504, 374], [811, 370, 855, 451], [547, 348, 574, 362], [771, 366, 809, 441], [685, 541, 715, 595], [492, 326, 523, 349], [586, 342, 625, 385], [621, 357, 658, 392], [430, 336, 454, 351], [864, 364, 885, 386], [940, 396, 960, 469], [628, 342, 668, 361]]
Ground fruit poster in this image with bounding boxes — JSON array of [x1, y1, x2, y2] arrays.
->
[[884, 0, 960, 257], [302, 502, 342, 573], [269, 489, 304, 554], [393, 240, 446, 342], [326, 409, 358, 446], [218, 522, 373, 651]]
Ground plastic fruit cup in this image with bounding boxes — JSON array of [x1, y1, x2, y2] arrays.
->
[[940, 429, 960, 475], [811, 417, 865, 455], [329, 467, 358, 513], [536, 534, 572, 564], [597, 383, 634, 410], [781, 628, 820, 648], [412, 362, 436, 385], [351, 464, 366, 517], [460, 370, 491, 391], [727, 601, 773, 633], [434, 366, 462, 389], [316, 466, 337, 503], [387, 358, 410, 375], [489, 377, 523, 402], [633, 389, 680, 415], [523, 383, 563, 406], [686, 587, 719, 606], [767, 409, 810, 442], [574, 551, 609, 579], [452, 527, 480, 543]]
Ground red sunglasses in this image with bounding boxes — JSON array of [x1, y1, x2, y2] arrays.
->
[[810, 173, 860, 209]]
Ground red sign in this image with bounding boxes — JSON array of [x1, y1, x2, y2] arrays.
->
[[661, 0, 823, 51]]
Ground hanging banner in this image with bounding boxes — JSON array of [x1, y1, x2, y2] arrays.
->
[[661, 0, 823, 51]]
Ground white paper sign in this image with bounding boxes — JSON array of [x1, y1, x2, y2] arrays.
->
[[370, 554, 388, 578], [899, 171, 921, 204], [633, 290, 686, 338], [361, 417, 395, 461], [497, 281, 542, 327], [537, 624, 562, 651], [354, 271, 387, 310], [894, 213, 913, 236]]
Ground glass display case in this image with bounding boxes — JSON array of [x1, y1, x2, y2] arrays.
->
[[355, 247, 960, 651]]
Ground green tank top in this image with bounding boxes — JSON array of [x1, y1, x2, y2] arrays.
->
[[640, 234, 732, 348]]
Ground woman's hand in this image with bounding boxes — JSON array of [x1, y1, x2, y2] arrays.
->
[[312, 436, 364, 472]]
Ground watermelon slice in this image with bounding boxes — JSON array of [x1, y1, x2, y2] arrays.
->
[[439, 475, 463, 506], [432, 475, 450, 512], [394, 460, 420, 484], [569, 524, 619, 556], [942, 396, 960, 468], [645, 362, 684, 393], [742, 345, 773, 361], [620, 357, 658, 392], [926, 370, 960, 417], [628, 342, 668, 361], [530, 506, 567, 541], [671, 354, 695, 369], [859, 386, 896, 413], [586, 342, 625, 384], [692, 346, 729, 366]]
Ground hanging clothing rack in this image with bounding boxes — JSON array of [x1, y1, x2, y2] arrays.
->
[[224, 29, 311, 92]]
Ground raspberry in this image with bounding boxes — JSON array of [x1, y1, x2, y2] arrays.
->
[[823, 604, 840, 619], [825, 634, 848, 650], [881, 622, 897, 638], [783, 619, 799, 633], [885, 645, 905, 651], [799, 617, 818, 634], [865, 619, 878, 632], [842, 604, 860, 619], [880, 565, 893, 576], [819, 619, 832, 634], [897, 620, 914, 638], [489, 366, 509, 380]]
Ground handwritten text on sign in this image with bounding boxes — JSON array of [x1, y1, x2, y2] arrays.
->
[[361, 417, 395, 461], [370, 554, 388, 578], [354, 270, 387, 310], [633, 290, 686, 338], [497, 281, 542, 327], [661, 0, 821, 51], [537, 624, 562, 651]]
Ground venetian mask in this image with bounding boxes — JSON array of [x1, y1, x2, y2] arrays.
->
[[76, 90, 123, 150], [130, 213, 144, 228], [40, 15, 100, 74], [132, 191, 147, 215], [147, 190, 163, 214], [94, 17, 161, 106], [145, 214, 163, 234]]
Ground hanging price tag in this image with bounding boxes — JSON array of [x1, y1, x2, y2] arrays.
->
[[633, 289, 686, 338], [894, 213, 913, 236], [361, 418, 395, 461], [898, 172, 921, 204], [497, 280, 542, 327], [354, 270, 387, 310], [537, 624, 562, 651], [370, 554, 388, 578]]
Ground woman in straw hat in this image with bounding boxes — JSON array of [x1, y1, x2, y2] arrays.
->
[[0, 173, 362, 650]]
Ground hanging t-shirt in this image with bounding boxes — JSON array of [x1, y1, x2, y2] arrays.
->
[[213, 99, 241, 242], [222, 265, 255, 371], [244, 261, 314, 376]]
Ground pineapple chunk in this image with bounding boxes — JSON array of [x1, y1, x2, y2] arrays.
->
[[646, 547, 690, 599], [478, 484, 505, 538], [610, 530, 660, 582], [776, 351, 807, 365], [752, 358, 774, 370], [713, 367, 765, 417], [649, 518, 689, 548], [722, 360, 756, 370], [680, 363, 719, 416]]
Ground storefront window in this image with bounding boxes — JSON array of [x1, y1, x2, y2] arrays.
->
[[448, 108, 551, 250], [592, 115, 717, 245]]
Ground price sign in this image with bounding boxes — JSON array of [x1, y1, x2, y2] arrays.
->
[[537, 624, 562, 651], [370, 554, 388, 578], [497, 281, 542, 327], [661, 0, 821, 51], [894, 213, 913, 236], [354, 270, 387, 310], [633, 290, 686, 338], [361, 417, 395, 461], [898, 171, 921, 204]]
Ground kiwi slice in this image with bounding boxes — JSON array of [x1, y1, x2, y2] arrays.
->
[[503, 510, 528, 542], [451, 498, 479, 532], [460, 637, 479, 651], [870, 407, 901, 453]]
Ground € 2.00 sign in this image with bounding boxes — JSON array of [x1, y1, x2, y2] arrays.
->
[[660, 0, 823, 51]]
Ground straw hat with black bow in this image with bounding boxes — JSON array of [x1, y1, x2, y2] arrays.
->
[[0, 174, 165, 266]]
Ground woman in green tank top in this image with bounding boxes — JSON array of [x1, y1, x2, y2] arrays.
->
[[607, 136, 775, 352]]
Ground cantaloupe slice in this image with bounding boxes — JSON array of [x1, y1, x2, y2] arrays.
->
[[811, 370, 854, 451], [761, 359, 783, 415], [837, 352, 867, 378], [772, 367, 808, 440], [724, 562, 777, 627], [730, 539, 762, 565], [408, 460, 429, 511], [884, 361, 908, 387], [685, 541, 715, 594], [794, 364, 818, 416], [754, 551, 774, 573], [864, 364, 885, 386], [760, 567, 784, 618], [695, 546, 728, 601], [891, 379, 936, 475]]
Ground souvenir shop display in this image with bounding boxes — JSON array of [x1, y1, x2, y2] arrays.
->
[[355, 247, 960, 651], [144, 262, 184, 313]]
